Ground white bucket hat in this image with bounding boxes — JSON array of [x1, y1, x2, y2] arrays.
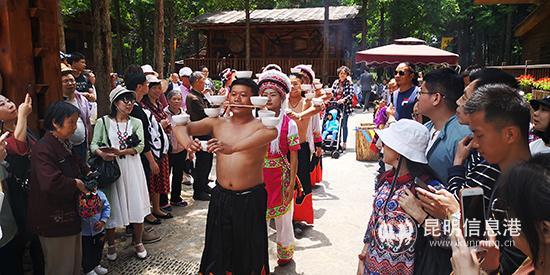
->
[[179, 67, 192, 77], [146, 74, 161, 84], [109, 85, 135, 105], [374, 119, 429, 164], [141, 64, 158, 77]]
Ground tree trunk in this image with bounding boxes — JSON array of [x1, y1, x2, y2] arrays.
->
[[57, 0, 66, 52], [167, 0, 176, 74], [361, 0, 368, 50], [322, 0, 329, 83], [245, 0, 251, 70], [503, 9, 513, 65], [137, 7, 147, 65], [379, 4, 385, 46], [113, 0, 124, 72], [153, 0, 164, 77], [90, 0, 113, 116]]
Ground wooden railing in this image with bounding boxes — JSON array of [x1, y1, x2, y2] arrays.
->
[[487, 64, 550, 79], [181, 57, 352, 81]]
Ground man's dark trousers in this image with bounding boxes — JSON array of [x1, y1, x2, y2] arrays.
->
[[193, 150, 213, 196]]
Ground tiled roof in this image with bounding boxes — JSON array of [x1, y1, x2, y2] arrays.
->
[[189, 5, 360, 26]]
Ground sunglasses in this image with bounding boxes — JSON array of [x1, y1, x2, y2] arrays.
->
[[121, 98, 136, 105], [395, 70, 409, 76]]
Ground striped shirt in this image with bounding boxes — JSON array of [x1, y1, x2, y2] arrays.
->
[[447, 150, 500, 207]]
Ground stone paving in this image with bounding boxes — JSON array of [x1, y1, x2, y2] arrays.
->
[[105, 109, 378, 274]]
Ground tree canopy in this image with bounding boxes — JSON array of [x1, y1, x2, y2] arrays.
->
[[60, 0, 534, 72]]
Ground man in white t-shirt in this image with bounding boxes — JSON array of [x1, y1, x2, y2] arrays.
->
[[61, 70, 91, 161], [529, 96, 550, 155]]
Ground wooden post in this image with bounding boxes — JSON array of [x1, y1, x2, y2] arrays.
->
[[154, 0, 164, 77], [245, 0, 251, 70], [322, 1, 329, 84], [0, 0, 62, 132], [91, 0, 113, 116]]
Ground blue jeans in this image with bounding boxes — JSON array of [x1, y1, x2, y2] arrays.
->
[[362, 90, 371, 110], [341, 114, 349, 143]]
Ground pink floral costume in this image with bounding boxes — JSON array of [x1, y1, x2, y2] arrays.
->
[[263, 114, 300, 260]]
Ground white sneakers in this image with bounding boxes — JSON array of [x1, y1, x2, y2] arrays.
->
[[94, 265, 108, 275], [106, 245, 117, 261], [85, 265, 108, 275]]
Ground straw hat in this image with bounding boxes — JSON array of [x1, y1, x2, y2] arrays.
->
[[375, 119, 429, 164]]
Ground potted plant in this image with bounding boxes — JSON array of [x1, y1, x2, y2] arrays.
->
[[532, 77, 550, 100], [517, 74, 535, 93]]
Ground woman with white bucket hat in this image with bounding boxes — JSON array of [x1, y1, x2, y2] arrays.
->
[[357, 119, 444, 275]]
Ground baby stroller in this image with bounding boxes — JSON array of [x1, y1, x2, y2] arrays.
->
[[322, 105, 344, 159]]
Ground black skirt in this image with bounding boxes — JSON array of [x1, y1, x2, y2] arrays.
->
[[199, 184, 269, 275]]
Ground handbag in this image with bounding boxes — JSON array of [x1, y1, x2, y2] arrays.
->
[[88, 117, 121, 188], [293, 178, 314, 224]]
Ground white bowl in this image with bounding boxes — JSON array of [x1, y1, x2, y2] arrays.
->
[[314, 83, 323, 90], [235, 71, 253, 78], [172, 114, 190, 126], [258, 110, 276, 118], [261, 117, 280, 128], [301, 84, 313, 92], [305, 92, 315, 100], [250, 96, 268, 106], [209, 95, 226, 106], [312, 98, 323, 106], [204, 108, 220, 118]]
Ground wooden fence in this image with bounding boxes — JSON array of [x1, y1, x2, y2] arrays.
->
[[487, 64, 550, 79]]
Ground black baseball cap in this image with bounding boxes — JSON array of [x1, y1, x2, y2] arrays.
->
[[530, 95, 550, 110]]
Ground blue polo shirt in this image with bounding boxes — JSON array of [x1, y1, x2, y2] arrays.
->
[[425, 115, 471, 183]]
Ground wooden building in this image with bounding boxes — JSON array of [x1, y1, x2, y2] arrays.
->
[[475, 0, 550, 64], [513, 0, 550, 64], [0, 0, 62, 132], [185, 6, 362, 80]]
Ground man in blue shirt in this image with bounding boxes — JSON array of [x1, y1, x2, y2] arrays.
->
[[415, 68, 471, 183], [392, 62, 419, 120]]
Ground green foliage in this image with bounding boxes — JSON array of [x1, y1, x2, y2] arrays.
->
[[59, 0, 532, 72], [60, 0, 90, 16]]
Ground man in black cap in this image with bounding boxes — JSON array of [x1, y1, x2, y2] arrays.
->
[[529, 95, 550, 155]]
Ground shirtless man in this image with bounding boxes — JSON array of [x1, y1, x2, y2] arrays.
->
[[174, 77, 277, 275]]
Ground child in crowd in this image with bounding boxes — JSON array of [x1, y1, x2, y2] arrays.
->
[[373, 99, 388, 129], [322, 109, 340, 146], [80, 188, 110, 275]]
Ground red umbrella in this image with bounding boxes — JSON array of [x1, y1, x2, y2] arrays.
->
[[355, 37, 459, 66]]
